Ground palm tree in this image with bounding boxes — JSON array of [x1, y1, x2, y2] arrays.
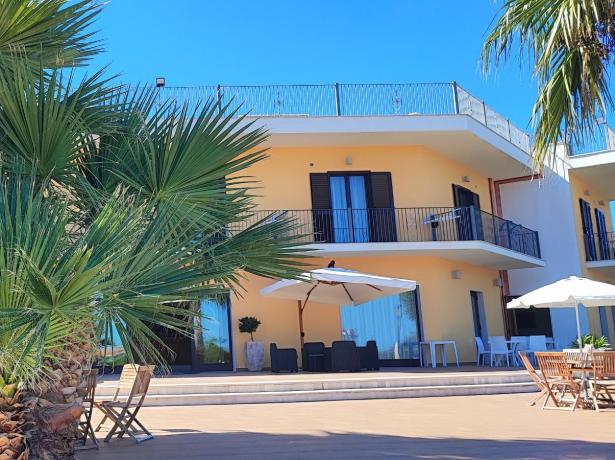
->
[[482, 0, 615, 166], [0, 2, 305, 459]]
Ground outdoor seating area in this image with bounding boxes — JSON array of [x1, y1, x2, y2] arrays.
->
[[271, 340, 380, 373], [474, 335, 556, 367], [522, 350, 615, 412]]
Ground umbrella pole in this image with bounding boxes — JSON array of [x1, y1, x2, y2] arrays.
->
[[575, 302, 583, 350], [297, 300, 305, 349]]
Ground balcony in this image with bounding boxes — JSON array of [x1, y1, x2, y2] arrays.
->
[[240, 206, 544, 270], [155, 83, 531, 154], [584, 232, 615, 272]]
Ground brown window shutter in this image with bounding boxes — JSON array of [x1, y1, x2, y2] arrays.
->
[[310, 173, 331, 209], [309, 173, 332, 242], [369, 172, 394, 208], [368, 172, 396, 242]]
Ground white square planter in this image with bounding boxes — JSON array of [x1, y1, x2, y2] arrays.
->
[[245, 341, 265, 371]]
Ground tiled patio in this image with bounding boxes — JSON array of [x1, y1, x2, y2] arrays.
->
[[78, 393, 615, 460]]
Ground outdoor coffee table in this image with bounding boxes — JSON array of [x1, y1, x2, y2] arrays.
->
[[419, 340, 460, 368]]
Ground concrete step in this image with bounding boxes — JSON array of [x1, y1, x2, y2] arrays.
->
[[96, 372, 532, 397], [95, 371, 536, 406], [138, 382, 537, 406]]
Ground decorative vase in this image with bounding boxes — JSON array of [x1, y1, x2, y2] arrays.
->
[[245, 341, 264, 371]]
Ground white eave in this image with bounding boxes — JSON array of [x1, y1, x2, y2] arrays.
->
[[246, 114, 535, 181]]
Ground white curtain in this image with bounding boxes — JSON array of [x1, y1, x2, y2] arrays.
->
[[341, 292, 420, 360]]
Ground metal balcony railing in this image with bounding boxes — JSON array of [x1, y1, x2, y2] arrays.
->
[[584, 231, 615, 261], [235, 206, 541, 259], [153, 83, 532, 153], [568, 123, 615, 155]]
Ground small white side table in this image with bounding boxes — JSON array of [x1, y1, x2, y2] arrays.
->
[[419, 340, 460, 368]]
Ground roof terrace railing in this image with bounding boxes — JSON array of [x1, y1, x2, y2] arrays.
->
[[156, 83, 532, 153], [569, 123, 615, 155]]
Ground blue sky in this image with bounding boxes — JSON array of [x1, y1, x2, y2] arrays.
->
[[88, 0, 537, 130]]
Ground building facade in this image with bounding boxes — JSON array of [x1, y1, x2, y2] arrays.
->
[[156, 83, 615, 371]]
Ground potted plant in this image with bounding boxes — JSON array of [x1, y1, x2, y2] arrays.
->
[[239, 316, 264, 371], [569, 334, 611, 350]]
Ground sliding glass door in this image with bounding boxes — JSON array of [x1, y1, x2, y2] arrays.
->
[[329, 174, 369, 243], [193, 296, 233, 371], [340, 290, 422, 366]]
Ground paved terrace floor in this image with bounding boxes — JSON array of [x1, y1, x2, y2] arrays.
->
[[78, 393, 615, 460]]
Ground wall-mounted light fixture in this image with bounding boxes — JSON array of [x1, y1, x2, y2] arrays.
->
[[462, 176, 471, 183], [493, 278, 504, 287], [155, 77, 166, 88], [451, 270, 463, 280], [345, 155, 353, 165], [583, 190, 592, 197]]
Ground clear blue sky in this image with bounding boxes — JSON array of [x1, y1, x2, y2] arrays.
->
[[87, 0, 537, 130]]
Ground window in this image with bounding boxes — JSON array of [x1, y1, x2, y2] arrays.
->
[[580, 199, 597, 261], [310, 172, 396, 243], [340, 290, 421, 364], [595, 208, 610, 260]]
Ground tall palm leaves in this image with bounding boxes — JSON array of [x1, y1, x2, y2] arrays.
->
[[0, 0, 102, 66], [483, 0, 614, 166]]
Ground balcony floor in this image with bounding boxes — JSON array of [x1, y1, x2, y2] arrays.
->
[[298, 240, 545, 270]]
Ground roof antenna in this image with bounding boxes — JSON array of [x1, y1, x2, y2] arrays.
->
[[327, 260, 336, 268]]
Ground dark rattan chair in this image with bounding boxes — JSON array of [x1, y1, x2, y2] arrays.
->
[[358, 341, 380, 370], [326, 341, 361, 372], [302, 342, 326, 372], [270, 343, 298, 373]]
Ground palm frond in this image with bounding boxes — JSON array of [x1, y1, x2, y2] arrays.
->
[[482, 0, 614, 166], [0, 0, 103, 67]]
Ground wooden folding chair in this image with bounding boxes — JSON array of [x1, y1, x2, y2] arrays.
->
[[518, 351, 548, 406], [536, 352, 583, 411], [96, 366, 154, 443], [75, 369, 99, 450], [590, 351, 615, 412], [94, 364, 141, 432]]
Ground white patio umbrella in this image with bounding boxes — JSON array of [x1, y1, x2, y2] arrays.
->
[[260, 263, 416, 347], [507, 276, 615, 349]]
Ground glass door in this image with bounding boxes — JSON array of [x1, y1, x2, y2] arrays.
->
[[340, 290, 422, 366], [470, 291, 489, 345], [193, 295, 233, 371], [329, 174, 369, 243], [453, 184, 483, 241]]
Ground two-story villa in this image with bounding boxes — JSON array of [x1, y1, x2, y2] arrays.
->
[[155, 83, 615, 371]]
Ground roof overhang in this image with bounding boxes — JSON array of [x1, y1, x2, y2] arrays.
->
[[294, 241, 545, 270], [247, 114, 534, 180], [569, 151, 615, 199]]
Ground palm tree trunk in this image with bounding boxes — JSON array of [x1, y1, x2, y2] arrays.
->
[[0, 392, 29, 459], [23, 331, 95, 459]]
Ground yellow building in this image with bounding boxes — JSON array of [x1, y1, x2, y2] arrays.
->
[[160, 83, 615, 371]]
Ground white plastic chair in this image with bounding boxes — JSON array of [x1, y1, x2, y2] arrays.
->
[[474, 337, 489, 366], [511, 336, 529, 366], [489, 336, 514, 367], [527, 335, 547, 364]]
